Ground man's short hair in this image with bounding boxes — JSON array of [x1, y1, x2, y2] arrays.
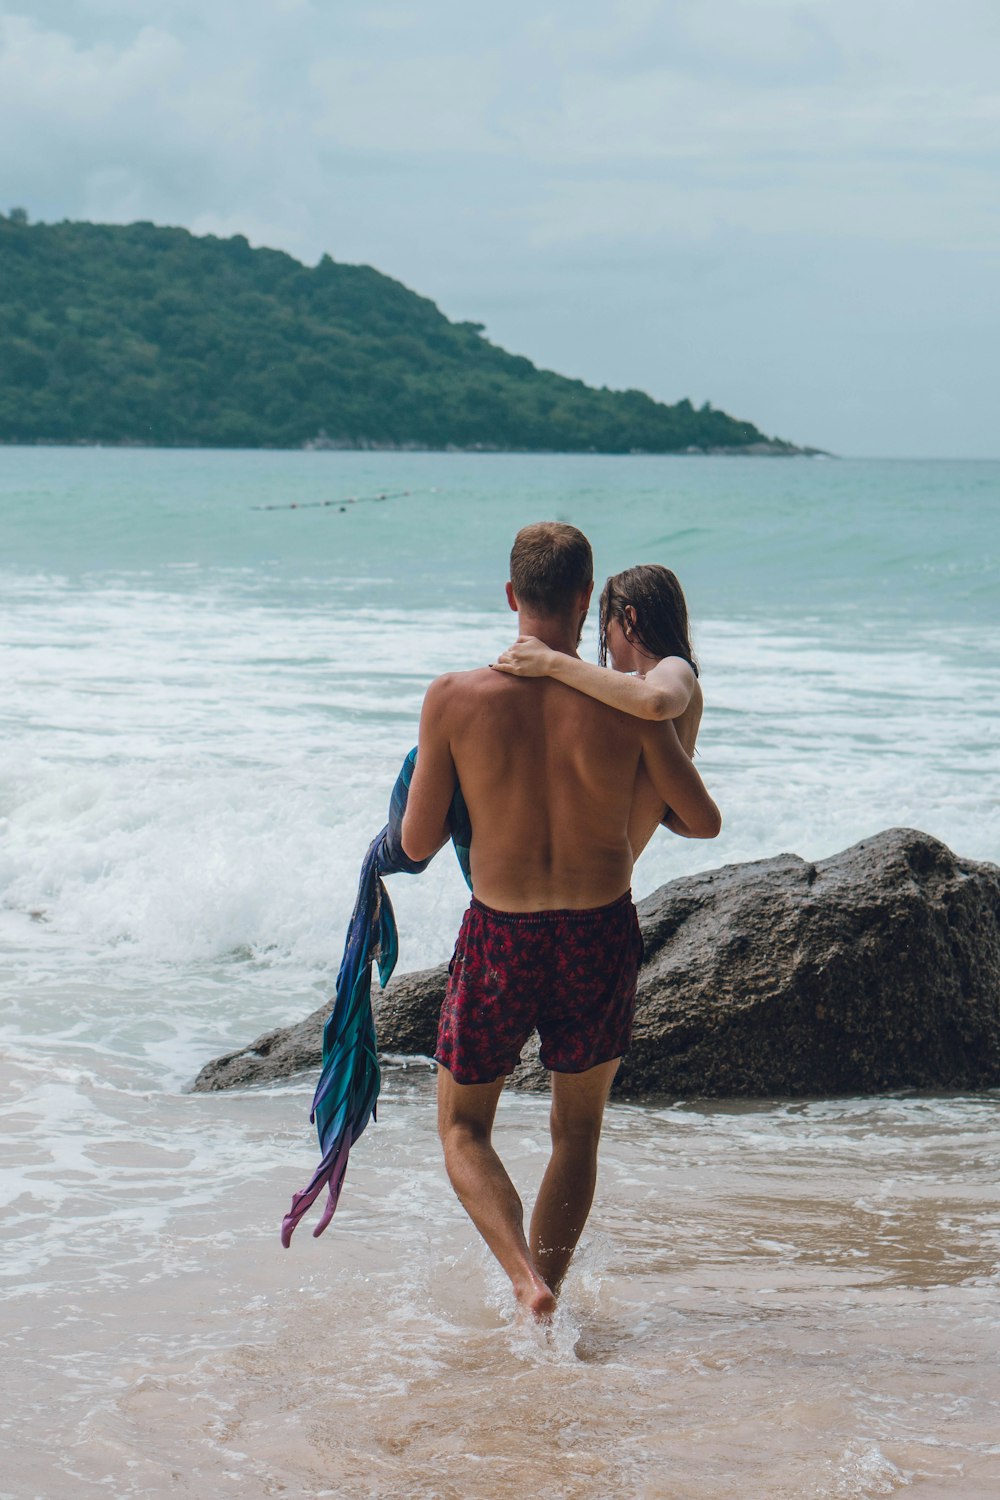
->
[[509, 522, 593, 614]]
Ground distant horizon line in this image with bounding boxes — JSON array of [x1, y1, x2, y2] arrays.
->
[[2, 441, 997, 463]]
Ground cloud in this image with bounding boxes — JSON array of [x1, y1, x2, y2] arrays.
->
[[2, 0, 998, 453], [5, 2, 997, 245]]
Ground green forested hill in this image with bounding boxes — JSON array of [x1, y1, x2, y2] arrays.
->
[[0, 213, 794, 452]]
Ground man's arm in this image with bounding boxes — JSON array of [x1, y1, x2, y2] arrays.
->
[[400, 676, 459, 862], [638, 719, 722, 840]]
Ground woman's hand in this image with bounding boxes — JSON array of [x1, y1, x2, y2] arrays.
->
[[491, 636, 557, 677]]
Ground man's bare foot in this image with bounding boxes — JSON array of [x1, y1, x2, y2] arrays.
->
[[514, 1275, 558, 1324]]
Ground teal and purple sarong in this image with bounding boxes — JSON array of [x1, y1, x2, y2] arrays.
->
[[281, 749, 471, 1246]]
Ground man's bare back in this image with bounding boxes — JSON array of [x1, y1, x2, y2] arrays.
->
[[403, 659, 721, 910]]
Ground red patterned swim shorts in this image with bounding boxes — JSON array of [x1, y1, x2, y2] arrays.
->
[[435, 892, 643, 1086]]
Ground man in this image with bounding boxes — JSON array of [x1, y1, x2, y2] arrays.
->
[[401, 522, 721, 1321]]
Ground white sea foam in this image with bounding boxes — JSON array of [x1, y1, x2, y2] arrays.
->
[[2, 578, 996, 1001]]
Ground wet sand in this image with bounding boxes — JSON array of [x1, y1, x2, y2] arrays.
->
[[4, 1057, 999, 1499]]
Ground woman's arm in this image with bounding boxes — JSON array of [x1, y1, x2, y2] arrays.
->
[[492, 636, 695, 722]]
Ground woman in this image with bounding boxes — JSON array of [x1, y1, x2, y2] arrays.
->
[[492, 564, 703, 853]]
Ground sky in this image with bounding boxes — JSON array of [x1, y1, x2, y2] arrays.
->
[[2, 0, 998, 457]]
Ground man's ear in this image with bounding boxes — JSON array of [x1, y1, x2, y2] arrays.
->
[[574, 581, 594, 644], [505, 581, 518, 613]]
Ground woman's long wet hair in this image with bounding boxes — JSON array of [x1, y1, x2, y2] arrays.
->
[[598, 564, 699, 676]]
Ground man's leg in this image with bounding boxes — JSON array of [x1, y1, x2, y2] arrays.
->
[[529, 1058, 620, 1293], [437, 1064, 557, 1322]]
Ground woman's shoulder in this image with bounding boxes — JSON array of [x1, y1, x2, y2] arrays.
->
[[648, 654, 699, 684]]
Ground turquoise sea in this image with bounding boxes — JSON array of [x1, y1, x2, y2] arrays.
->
[[2, 449, 999, 1498]]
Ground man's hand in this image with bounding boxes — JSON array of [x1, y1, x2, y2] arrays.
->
[[490, 636, 557, 678], [400, 676, 459, 862]]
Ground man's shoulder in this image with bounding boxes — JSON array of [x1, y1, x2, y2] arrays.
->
[[422, 667, 520, 725], [424, 666, 501, 699]]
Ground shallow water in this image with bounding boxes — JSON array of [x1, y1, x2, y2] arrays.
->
[[4, 1054, 999, 1498], [2, 449, 999, 1496]]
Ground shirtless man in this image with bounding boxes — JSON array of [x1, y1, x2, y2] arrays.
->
[[401, 523, 721, 1321]]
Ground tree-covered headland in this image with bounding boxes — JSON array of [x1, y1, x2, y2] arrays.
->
[[0, 212, 801, 453]]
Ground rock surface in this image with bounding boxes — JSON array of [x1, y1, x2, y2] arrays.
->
[[191, 828, 1000, 1099]]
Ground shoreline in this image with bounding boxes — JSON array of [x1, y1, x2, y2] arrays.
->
[[0, 437, 831, 457]]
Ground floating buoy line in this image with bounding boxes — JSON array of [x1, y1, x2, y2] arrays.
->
[[253, 487, 437, 512]]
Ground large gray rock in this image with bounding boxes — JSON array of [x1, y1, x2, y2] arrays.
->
[[190, 828, 1000, 1099], [190, 963, 448, 1093]]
